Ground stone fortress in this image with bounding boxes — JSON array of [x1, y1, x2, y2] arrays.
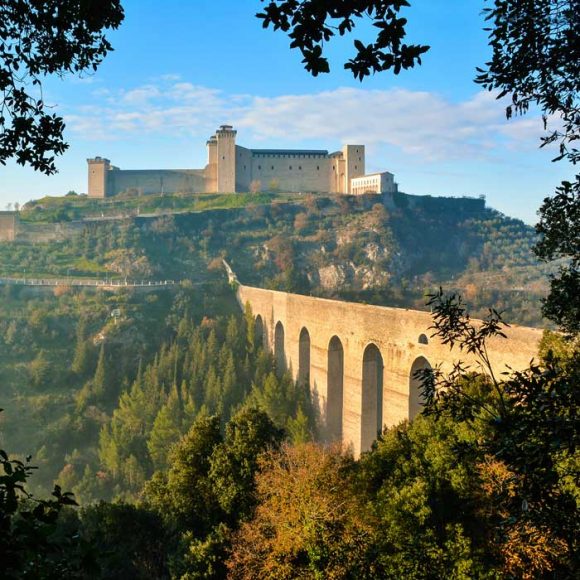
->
[[87, 125, 398, 198]]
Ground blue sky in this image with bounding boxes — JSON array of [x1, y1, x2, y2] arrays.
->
[[0, 0, 571, 223]]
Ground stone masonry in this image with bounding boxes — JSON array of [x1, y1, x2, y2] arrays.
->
[[87, 125, 399, 198], [236, 281, 542, 457]]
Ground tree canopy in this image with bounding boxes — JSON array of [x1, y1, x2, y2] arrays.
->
[[0, 0, 124, 174], [258, 0, 429, 79]]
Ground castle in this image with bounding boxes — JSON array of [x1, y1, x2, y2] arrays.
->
[[87, 125, 398, 198]]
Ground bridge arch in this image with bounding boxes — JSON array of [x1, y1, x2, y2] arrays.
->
[[361, 343, 384, 451], [409, 356, 431, 420], [274, 321, 286, 373], [327, 335, 344, 442], [255, 314, 265, 350], [298, 327, 311, 386]]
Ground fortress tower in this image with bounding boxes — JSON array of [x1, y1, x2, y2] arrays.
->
[[215, 125, 236, 193], [87, 157, 111, 198], [206, 135, 218, 192], [342, 145, 365, 194]]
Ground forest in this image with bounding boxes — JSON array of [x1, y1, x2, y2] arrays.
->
[[1, 278, 577, 578]]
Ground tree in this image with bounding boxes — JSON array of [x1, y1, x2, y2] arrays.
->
[[78, 501, 168, 579], [71, 318, 92, 376], [473, 0, 579, 334], [418, 289, 579, 574], [142, 415, 223, 536], [358, 414, 490, 578], [29, 348, 51, 388], [209, 407, 283, 520], [257, 0, 429, 79], [0, 410, 80, 578], [535, 176, 580, 333], [249, 179, 262, 193], [286, 404, 312, 444], [250, 371, 292, 426], [148, 384, 184, 471], [0, 1, 124, 173], [227, 443, 371, 579], [92, 342, 109, 400], [475, 0, 578, 166]]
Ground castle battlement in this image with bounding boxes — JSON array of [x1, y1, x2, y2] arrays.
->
[[87, 125, 398, 198]]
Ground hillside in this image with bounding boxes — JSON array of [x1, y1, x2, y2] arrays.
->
[[5, 191, 555, 325], [0, 191, 556, 501]]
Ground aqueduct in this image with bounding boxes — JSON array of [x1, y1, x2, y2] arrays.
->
[[232, 270, 543, 457]]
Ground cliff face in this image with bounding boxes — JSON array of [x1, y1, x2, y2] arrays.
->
[[199, 195, 549, 325]]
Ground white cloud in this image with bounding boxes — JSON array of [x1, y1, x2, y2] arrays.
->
[[66, 79, 549, 163], [121, 84, 162, 104]]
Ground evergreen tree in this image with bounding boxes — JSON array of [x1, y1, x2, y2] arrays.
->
[[92, 343, 108, 400], [220, 352, 238, 422], [204, 366, 222, 415], [98, 368, 161, 489], [244, 302, 255, 354], [287, 405, 312, 445], [251, 371, 291, 427], [143, 415, 223, 535], [148, 383, 184, 471], [209, 407, 284, 520], [29, 348, 51, 389], [71, 318, 92, 376]]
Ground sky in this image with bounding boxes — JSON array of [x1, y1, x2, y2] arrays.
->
[[0, 0, 571, 224]]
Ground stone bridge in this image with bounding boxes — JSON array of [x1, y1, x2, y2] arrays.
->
[[233, 275, 543, 456]]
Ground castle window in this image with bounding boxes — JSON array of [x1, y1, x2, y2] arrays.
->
[[222, 156, 225, 160], [333, 165, 335, 170], [298, 166, 302, 170], [244, 165, 246, 170], [289, 166, 292, 170], [271, 166, 274, 170], [317, 166, 320, 170], [355, 165, 358, 170], [258, 165, 261, 170], [359, 157, 362, 161]]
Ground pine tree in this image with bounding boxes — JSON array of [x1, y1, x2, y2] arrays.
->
[[71, 317, 92, 376], [220, 352, 238, 422], [204, 366, 222, 415], [92, 343, 108, 400], [29, 349, 51, 389], [287, 405, 312, 445], [148, 384, 184, 470], [182, 379, 198, 429], [98, 367, 161, 485], [251, 371, 288, 426]]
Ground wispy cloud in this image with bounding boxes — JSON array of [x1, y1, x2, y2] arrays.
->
[[65, 78, 550, 162]]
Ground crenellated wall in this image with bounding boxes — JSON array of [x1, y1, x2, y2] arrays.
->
[[246, 150, 334, 192], [236, 282, 542, 457]]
